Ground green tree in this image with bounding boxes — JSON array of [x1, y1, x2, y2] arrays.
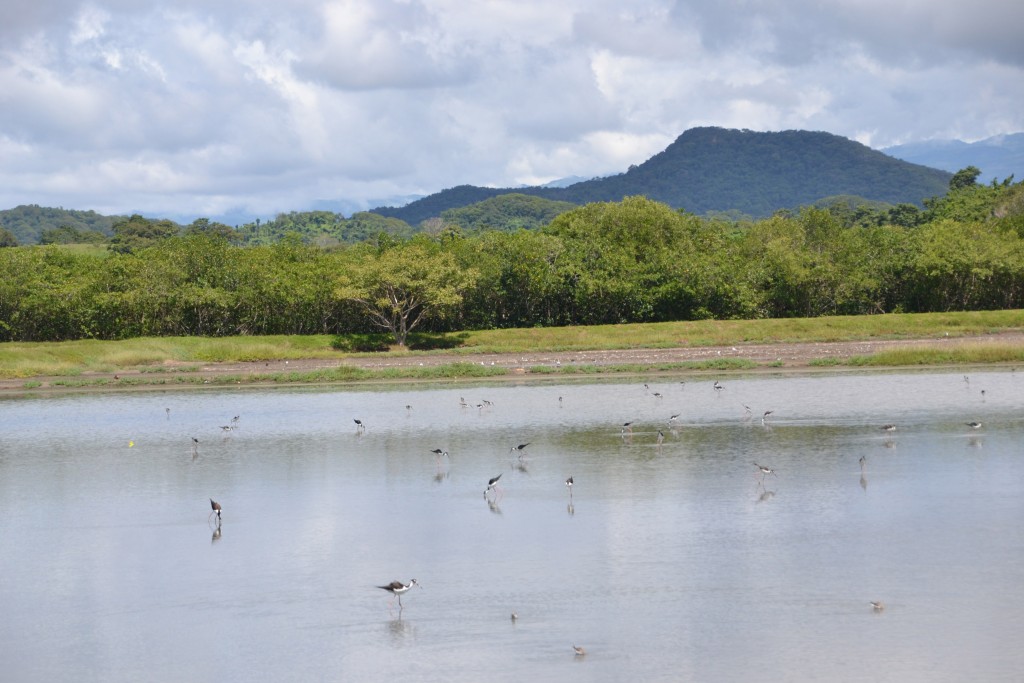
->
[[0, 227, 17, 247], [949, 166, 981, 192], [186, 218, 242, 244], [108, 214, 180, 253], [336, 241, 478, 346]]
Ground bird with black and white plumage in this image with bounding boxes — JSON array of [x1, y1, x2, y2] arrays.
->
[[484, 474, 503, 498], [870, 601, 885, 612], [966, 421, 982, 429], [753, 463, 776, 481], [713, 380, 724, 392], [353, 419, 366, 432], [565, 475, 574, 497], [510, 443, 530, 459], [880, 424, 897, 433], [209, 498, 222, 521], [378, 579, 419, 608], [762, 410, 774, 425], [656, 430, 665, 446], [621, 421, 634, 436]]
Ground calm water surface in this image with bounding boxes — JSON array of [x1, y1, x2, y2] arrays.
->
[[2, 370, 1023, 682]]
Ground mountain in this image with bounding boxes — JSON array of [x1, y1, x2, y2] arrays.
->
[[882, 133, 1023, 184], [0, 205, 122, 245], [371, 127, 953, 224]]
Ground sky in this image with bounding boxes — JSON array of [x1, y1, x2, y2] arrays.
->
[[1, 0, 1022, 224]]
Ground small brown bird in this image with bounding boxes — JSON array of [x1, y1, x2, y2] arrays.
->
[[573, 644, 586, 656], [870, 601, 885, 611]]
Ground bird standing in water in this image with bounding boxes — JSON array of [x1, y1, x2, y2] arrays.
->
[[485, 474, 503, 498], [378, 579, 419, 609], [209, 498, 222, 522]]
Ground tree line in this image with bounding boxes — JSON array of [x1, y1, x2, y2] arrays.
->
[[1, 169, 1022, 344]]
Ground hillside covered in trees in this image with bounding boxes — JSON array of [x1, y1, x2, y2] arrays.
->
[[372, 127, 952, 224], [1, 128, 954, 246], [2, 168, 1021, 343]]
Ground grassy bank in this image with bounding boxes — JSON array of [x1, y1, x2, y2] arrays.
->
[[2, 309, 1023, 381]]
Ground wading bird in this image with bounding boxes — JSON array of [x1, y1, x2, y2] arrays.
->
[[966, 421, 982, 429], [485, 474, 503, 498], [753, 463, 776, 483], [209, 498, 222, 522], [378, 579, 418, 609]]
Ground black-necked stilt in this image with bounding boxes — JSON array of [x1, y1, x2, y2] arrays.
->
[[220, 425, 233, 432], [762, 410, 773, 424], [754, 463, 775, 480], [880, 424, 896, 432], [573, 645, 586, 656], [621, 422, 634, 435], [565, 475, 573, 496], [209, 498, 222, 521], [430, 448, 449, 466], [859, 455, 866, 469], [232, 415, 240, 424], [653, 392, 663, 399], [669, 413, 680, 423], [966, 421, 982, 429], [713, 381, 724, 391], [485, 474, 502, 497], [656, 430, 665, 446], [166, 407, 171, 419], [378, 579, 418, 608], [510, 611, 518, 622], [870, 601, 885, 611], [354, 419, 365, 432], [510, 443, 530, 454]]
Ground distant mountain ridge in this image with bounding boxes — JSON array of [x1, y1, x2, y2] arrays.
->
[[372, 127, 953, 224], [883, 133, 1023, 184]]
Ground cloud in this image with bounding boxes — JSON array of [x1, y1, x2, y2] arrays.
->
[[0, 0, 1021, 223]]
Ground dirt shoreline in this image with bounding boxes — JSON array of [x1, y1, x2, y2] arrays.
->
[[4, 331, 1022, 394]]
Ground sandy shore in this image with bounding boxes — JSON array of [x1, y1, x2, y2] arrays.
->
[[4, 331, 1021, 393]]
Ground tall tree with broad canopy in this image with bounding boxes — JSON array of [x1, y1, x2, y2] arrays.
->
[[336, 240, 478, 346]]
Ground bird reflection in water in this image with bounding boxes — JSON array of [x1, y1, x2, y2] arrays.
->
[[567, 502, 575, 516], [757, 489, 775, 503], [859, 455, 868, 492], [487, 499, 502, 515], [211, 524, 222, 543]]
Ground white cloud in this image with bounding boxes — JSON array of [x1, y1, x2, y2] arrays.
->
[[0, 0, 1021, 222]]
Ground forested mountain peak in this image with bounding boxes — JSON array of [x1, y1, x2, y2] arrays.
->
[[372, 127, 952, 224]]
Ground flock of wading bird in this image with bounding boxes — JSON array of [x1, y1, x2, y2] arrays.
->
[[186, 373, 991, 650]]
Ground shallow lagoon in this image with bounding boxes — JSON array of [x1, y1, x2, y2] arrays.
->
[[2, 369, 1023, 682]]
